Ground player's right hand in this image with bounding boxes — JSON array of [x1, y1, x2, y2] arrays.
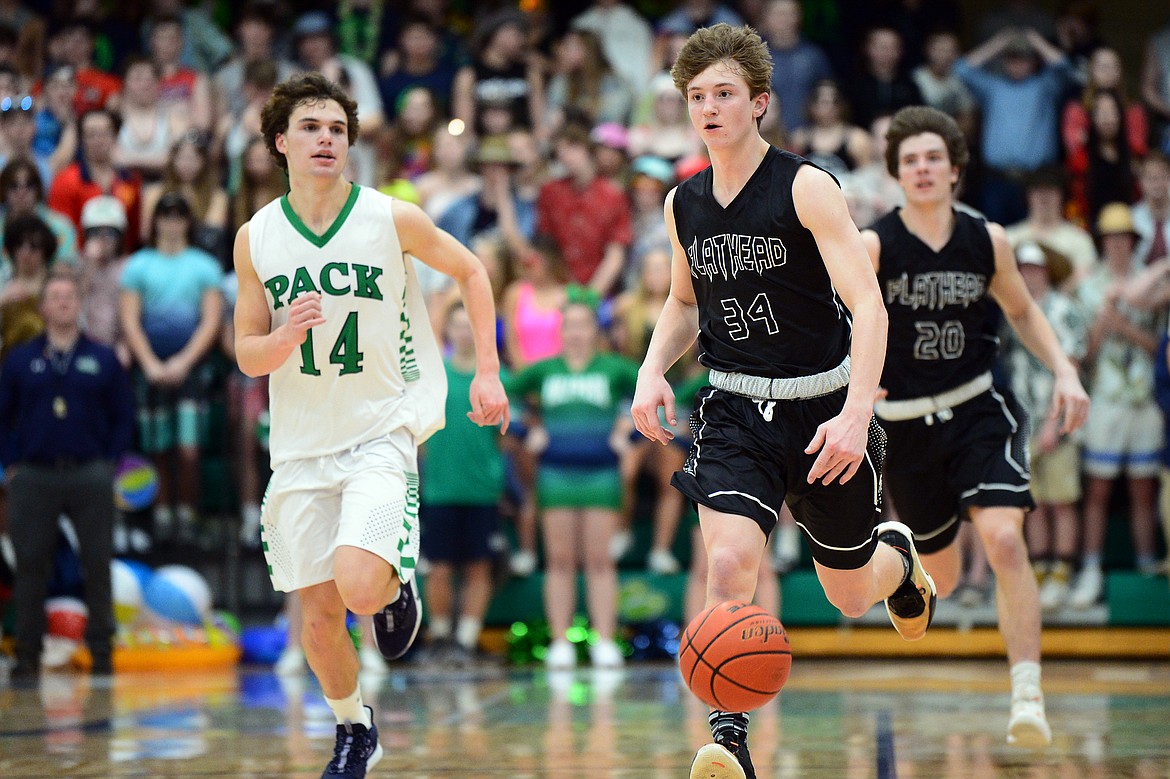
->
[[284, 292, 326, 342], [631, 371, 676, 445]]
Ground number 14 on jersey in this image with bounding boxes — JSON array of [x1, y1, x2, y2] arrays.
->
[[299, 311, 364, 375]]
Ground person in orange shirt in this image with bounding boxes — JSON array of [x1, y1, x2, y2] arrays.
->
[[40, 20, 121, 115], [47, 108, 141, 253]]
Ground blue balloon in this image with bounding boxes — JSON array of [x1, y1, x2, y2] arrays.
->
[[119, 559, 154, 591], [240, 626, 288, 665], [142, 566, 210, 625]]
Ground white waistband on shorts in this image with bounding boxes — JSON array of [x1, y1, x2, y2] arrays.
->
[[708, 355, 851, 401], [874, 371, 993, 422]]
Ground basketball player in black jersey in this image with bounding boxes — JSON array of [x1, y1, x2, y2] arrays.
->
[[863, 106, 1090, 750], [630, 25, 938, 779]]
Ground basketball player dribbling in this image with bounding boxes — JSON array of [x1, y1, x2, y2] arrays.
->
[[630, 25, 937, 779], [232, 73, 509, 778], [863, 105, 1090, 748]]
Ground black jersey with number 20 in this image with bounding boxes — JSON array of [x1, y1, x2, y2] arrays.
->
[[672, 147, 850, 379], [871, 208, 998, 400]]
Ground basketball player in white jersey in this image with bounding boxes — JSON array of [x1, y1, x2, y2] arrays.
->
[[233, 73, 509, 778], [631, 25, 936, 779]]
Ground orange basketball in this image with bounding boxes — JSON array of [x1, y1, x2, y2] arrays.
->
[[679, 601, 791, 712]]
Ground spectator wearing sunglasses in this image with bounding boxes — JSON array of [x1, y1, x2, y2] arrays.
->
[[0, 95, 54, 188]]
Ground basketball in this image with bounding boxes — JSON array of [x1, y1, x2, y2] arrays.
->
[[679, 601, 791, 712]]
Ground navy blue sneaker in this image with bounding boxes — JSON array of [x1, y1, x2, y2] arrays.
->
[[322, 705, 383, 778], [372, 579, 422, 661]]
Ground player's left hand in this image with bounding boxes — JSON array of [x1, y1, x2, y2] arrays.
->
[[1049, 368, 1089, 435], [469, 372, 510, 433], [805, 407, 870, 486]]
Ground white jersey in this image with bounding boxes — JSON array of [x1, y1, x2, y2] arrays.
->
[[249, 185, 446, 465]]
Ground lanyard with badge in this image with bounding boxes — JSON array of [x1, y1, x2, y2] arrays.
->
[[46, 342, 74, 420]]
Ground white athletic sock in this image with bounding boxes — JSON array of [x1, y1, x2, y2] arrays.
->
[[455, 616, 482, 649], [429, 616, 452, 639], [325, 686, 372, 727], [1010, 661, 1042, 700]]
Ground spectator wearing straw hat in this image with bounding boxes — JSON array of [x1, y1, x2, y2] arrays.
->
[[1073, 203, 1164, 608]]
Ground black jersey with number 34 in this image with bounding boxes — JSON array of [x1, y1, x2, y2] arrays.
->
[[672, 147, 850, 379], [871, 207, 999, 400]]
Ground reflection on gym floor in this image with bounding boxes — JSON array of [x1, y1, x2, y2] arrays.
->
[[2, 660, 1169, 777]]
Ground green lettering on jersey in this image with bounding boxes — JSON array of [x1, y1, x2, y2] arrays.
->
[[353, 264, 384, 300], [320, 262, 352, 296], [289, 266, 320, 300], [264, 275, 290, 309]]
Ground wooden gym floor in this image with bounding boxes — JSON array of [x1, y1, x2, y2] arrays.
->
[[1, 658, 1169, 778]]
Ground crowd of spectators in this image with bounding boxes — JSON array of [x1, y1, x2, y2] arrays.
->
[[0, 0, 1169, 665]]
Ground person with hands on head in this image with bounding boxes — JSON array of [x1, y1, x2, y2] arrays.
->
[[862, 105, 1090, 751], [231, 72, 507, 779], [630, 24, 938, 779]]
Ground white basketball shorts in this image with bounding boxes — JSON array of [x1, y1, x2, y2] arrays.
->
[[260, 428, 420, 592]]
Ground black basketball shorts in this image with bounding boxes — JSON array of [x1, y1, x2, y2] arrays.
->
[[882, 387, 1035, 554], [671, 386, 885, 570]]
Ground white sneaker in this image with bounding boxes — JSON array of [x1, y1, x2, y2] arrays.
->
[[647, 548, 681, 574], [153, 505, 174, 542], [771, 523, 801, 573], [589, 639, 624, 668], [1007, 686, 1052, 748], [689, 743, 747, 779], [545, 639, 577, 670], [239, 504, 262, 547], [1068, 565, 1103, 609], [510, 549, 537, 577], [129, 528, 152, 554], [274, 646, 305, 675], [1038, 563, 1071, 612], [360, 645, 388, 675], [113, 523, 129, 554], [609, 530, 633, 562]]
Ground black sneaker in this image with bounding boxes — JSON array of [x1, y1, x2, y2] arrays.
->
[[876, 520, 937, 641], [372, 579, 422, 661], [689, 737, 755, 779], [322, 705, 383, 778]]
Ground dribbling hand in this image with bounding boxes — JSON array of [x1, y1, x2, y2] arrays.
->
[[631, 372, 676, 445]]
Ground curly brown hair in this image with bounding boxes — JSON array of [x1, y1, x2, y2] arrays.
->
[[884, 105, 969, 179], [260, 72, 360, 170], [670, 24, 772, 125]]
